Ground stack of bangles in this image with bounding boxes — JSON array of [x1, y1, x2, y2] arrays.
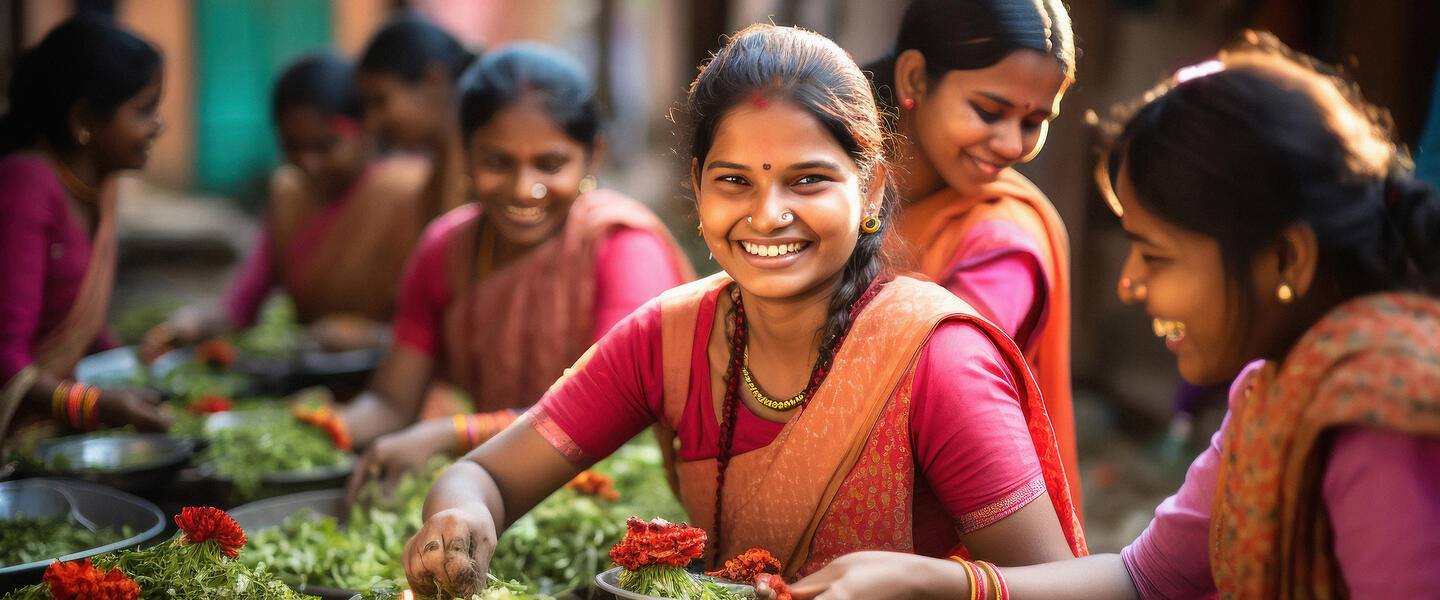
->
[[51, 381, 101, 431], [452, 411, 519, 452], [949, 557, 1009, 600]]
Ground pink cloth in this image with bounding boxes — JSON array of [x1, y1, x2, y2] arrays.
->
[[939, 218, 1046, 346], [0, 155, 115, 382], [1121, 361, 1440, 598], [391, 210, 684, 356], [528, 295, 1044, 541]]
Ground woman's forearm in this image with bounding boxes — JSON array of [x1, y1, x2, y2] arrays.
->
[[1003, 554, 1140, 600]]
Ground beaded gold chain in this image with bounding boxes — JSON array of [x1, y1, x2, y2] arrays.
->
[[741, 347, 805, 411]]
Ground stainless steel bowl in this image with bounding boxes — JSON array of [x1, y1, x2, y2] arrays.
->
[[27, 433, 194, 495], [595, 566, 755, 599], [229, 489, 363, 600], [0, 478, 166, 590]]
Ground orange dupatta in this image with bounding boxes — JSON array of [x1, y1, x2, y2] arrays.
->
[[655, 274, 1086, 577], [0, 177, 118, 436], [440, 190, 695, 412], [896, 169, 1079, 505], [1211, 293, 1440, 599], [267, 157, 430, 323]]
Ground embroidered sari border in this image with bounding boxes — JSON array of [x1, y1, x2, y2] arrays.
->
[[955, 475, 1046, 534], [525, 405, 591, 465]]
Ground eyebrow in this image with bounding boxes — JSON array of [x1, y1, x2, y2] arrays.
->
[[705, 159, 845, 172], [976, 91, 1060, 119], [705, 160, 750, 172]]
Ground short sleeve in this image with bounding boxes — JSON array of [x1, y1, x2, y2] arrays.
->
[[941, 219, 1047, 347], [390, 213, 460, 355], [591, 228, 686, 341], [910, 320, 1044, 533]]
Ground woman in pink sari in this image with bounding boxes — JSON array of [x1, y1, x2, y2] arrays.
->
[[0, 14, 169, 436], [785, 34, 1440, 600], [141, 52, 429, 358], [336, 43, 694, 491]]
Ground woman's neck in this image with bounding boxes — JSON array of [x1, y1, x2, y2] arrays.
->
[[740, 274, 843, 369], [40, 143, 104, 202]]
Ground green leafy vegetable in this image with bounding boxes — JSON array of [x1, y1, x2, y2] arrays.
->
[[195, 408, 349, 498], [618, 566, 749, 600], [0, 515, 133, 567]]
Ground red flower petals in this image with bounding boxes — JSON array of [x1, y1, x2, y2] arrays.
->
[[174, 506, 247, 558], [195, 338, 236, 368], [609, 517, 707, 570], [43, 558, 140, 600], [188, 394, 233, 414], [292, 404, 352, 451], [705, 547, 782, 582], [757, 573, 792, 600], [565, 470, 620, 500]]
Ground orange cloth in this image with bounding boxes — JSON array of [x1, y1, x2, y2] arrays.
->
[[1211, 293, 1440, 599], [655, 274, 1086, 577], [896, 169, 1080, 507]]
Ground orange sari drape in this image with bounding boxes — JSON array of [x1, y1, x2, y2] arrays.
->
[[267, 157, 429, 323], [439, 190, 695, 413], [655, 274, 1085, 577], [896, 169, 1079, 506], [1211, 292, 1440, 598], [0, 178, 118, 436]]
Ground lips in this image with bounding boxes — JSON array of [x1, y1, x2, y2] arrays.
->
[[501, 204, 547, 225], [967, 153, 1004, 179], [1152, 317, 1187, 345], [740, 240, 809, 257]]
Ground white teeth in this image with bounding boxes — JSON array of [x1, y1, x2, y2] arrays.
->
[[740, 241, 807, 257], [1152, 318, 1187, 342], [504, 205, 545, 221]]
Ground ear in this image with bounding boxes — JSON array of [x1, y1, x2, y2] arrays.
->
[[690, 157, 702, 196], [67, 101, 94, 145], [586, 135, 608, 171], [1274, 223, 1319, 300], [893, 49, 930, 102], [863, 163, 889, 219]]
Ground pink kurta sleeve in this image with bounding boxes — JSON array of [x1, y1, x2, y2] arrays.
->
[[222, 227, 276, 329], [591, 228, 686, 341], [910, 320, 1045, 533], [942, 219, 1046, 346], [526, 299, 666, 465], [0, 161, 54, 381], [1323, 427, 1440, 596], [390, 213, 458, 356]]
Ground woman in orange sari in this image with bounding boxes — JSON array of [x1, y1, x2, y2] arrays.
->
[[401, 25, 1085, 598], [867, 0, 1081, 499], [142, 52, 429, 356], [334, 43, 694, 488], [788, 35, 1440, 600], [0, 15, 170, 436]]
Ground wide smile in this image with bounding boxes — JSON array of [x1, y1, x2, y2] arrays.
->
[[966, 152, 1006, 179], [501, 204, 548, 226], [1152, 317, 1188, 350], [735, 239, 811, 268]]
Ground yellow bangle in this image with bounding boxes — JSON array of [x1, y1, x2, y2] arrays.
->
[[453, 414, 469, 450], [961, 559, 978, 600], [52, 382, 71, 421]]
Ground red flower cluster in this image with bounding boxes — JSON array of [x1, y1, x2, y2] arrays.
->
[[609, 517, 707, 570], [174, 506, 247, 558], [188, 394, 233, 414], [43, 558, 140, 600], [565, 470, 620, 500], [195, 338, 236, 368], [757, 573, 792, 600], [291, 404, 352, 451], [705, 547, 781, 582]]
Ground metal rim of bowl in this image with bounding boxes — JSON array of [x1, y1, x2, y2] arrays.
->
[[595, 566, 755, 600], [0, 478, 167, 574], [32, 433, 194, 477]]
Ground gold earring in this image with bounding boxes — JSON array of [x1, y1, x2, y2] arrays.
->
[[860, 216, 882, 234], [77, 130, 91, 145], [1277, 282, 1295, 303], [578, 175, 598, 195], [696, 223, 703, 237]]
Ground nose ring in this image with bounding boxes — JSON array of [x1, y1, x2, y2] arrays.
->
[[779, 211, 793, 222], [530, 182, 547, 199]]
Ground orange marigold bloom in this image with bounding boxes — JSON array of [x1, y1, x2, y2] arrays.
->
[[43, 558, 140, 600], [705, 547, 782, 582], [174, 506, 247, 558], [188, 394, 233, 414], [195, 338, 236, 368], [609, 517, 707, 570], [565, 470, 620, 500]]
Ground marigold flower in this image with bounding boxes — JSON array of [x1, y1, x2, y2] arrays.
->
[[174, 506, 247, 558], [43, 558, 140, 600], [609, 517, 707, 570], [195, 338, 236, 368], [188, 394, 233, 414], [565, 470, 620, 500], [705, 547, 782, 582]]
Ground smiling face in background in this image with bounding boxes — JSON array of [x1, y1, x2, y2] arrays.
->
[[906, 49, 1065, 197], [1115, 163, 1281, 385], [467, 100, 591, 248], [694, 99, 874, 301], [88, 70, 165, 173]]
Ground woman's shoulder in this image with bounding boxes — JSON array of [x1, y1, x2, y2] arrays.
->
[[0, 153, 64, 216]]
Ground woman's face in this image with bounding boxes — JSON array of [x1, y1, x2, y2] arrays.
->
[[467, 101, 591, 248], [89, 70, 165, 173], [277, 106, 368, 198], [693, 98, 879, 302], [1115, 164, 1277, 385], [357, 70, 446, 149], [906, 49, 1065, 197]]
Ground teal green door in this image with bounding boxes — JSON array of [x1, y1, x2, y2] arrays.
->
[[194, 0, 331, 203]]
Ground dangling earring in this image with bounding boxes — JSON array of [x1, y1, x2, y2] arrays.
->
[[578, 174, 598, 195], [77, 130, 91, 146], [1276, 282, 1295, 303], [901, 98, 914, 110], [860, 216, 882, 234], [696, 223, 703, 237]]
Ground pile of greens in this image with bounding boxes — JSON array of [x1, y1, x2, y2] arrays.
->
[[0, 516, 133, 567], [618, 568, 749, 600], [194, 408, 350, 498], [232, 296, 305, 359]]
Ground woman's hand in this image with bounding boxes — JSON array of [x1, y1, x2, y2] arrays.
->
[[784, 552, 967, 600], [346, 416, 457, 505], [403, 503, 498, 598], [306, 314, 385, 352], [96, 387, 172, 432], [139, 308, 211, 364]]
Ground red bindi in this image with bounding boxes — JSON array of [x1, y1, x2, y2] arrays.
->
[[749, 90, 769, 109]]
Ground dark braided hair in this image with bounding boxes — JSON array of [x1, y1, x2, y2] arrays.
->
[[682, 23, 901, 368]]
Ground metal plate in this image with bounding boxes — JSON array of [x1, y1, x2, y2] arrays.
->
[[25, 433, 194, 495], [595, 567, 755, 600], [0, 478, 166, 589]]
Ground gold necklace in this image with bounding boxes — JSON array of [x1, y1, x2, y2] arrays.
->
[[45, 150, 98, 204], [741, 346, 805, 411]]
